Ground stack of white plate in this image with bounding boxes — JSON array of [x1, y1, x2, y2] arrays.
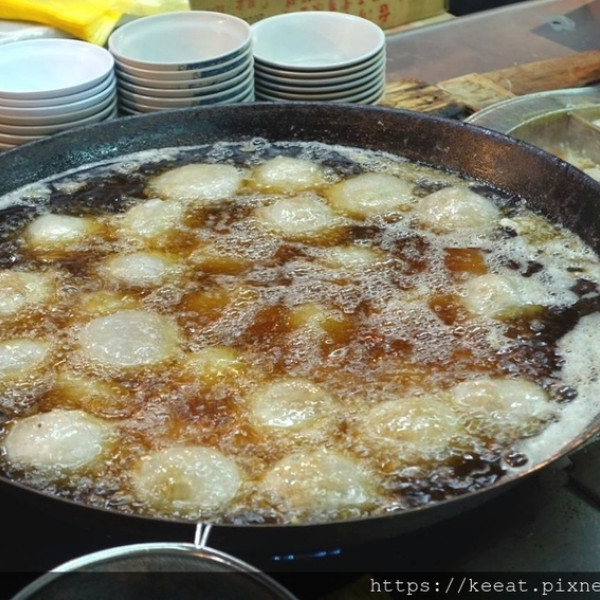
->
[[108, 11, 255, 115], [0, 39, 117, 150], [252, 12, 386, 104]]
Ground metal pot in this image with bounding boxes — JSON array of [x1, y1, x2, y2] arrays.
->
[[1, 102, 600, 559]]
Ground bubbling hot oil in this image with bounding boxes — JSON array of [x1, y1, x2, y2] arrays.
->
[[0, 140, 598, 524]]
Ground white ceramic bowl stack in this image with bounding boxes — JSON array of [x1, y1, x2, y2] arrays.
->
[[251, 11, 386, 104], [108, 11, 255, 115], [0, 39, 117, 150]]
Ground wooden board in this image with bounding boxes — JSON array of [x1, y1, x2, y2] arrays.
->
[[380, 49, 600, 117], [380, 77, 467, 118]]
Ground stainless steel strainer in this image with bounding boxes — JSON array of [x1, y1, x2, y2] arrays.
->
[[11, 524, 299, 600]]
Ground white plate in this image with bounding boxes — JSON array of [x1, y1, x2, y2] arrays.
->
[[117, 70, 254, 108], [254, 53, 385, 89], [0, 106, 119, 150], [253, 47, 385, 80], [113, 47, 252, 81], [0, 100, 117, 143], [0, 93, 117, 131], [119, 85, 254, 114], [255, 63, 385, 95], [0, 79, 116, 123], [108, 11, 251, 71], [115, 56, 251, 90], [350, 85, 386, 105], [251, 11, 384, 71], [0, 39, 114, 99], [255, 72, 384, 101], [118, 63, 254, 99], [256, 81, 385, 105], [0, 73, 115, 108]]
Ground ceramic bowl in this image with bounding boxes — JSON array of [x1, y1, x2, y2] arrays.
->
[[251, 11, 385, 71], [108, 11, 251, 71]]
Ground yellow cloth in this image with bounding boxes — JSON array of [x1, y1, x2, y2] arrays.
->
[[0, 1, 191, 45], [114, 0, 191, 16], [0, 0, 123, 45]]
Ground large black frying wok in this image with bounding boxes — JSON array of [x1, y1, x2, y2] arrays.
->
[[1, 102, 600, 558]]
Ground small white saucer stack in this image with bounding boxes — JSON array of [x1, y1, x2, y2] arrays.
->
[[0, 39, 116, 150], [108, 11, 255, 115], [251, 11, 386, 104]]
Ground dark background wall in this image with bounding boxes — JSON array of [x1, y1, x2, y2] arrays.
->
[[448, 0, 529, 16]]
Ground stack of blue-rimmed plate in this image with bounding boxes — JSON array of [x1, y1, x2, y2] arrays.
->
[[108, 11, 254, 115], [252, 12, 386, 105], [0, 39, 117, 150]]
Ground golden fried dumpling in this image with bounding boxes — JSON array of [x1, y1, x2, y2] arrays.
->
[[252, 156, 327, 193], [255, 192, 339, 239], [99, 251, 182, 288], [179, 346, 249, 385], [325, 172, 414, 218], [319, 244, 384, 270], [247, 377, 336, 440], [77, 309, 181, 370], [461, 272, 546, 318], [0, 270, 55, 317], [23, 213, 101, 253], [147, 163, 244, 204], [2, 409, 113, 472], [450, 377, 555, 441], [261, 449, 376, 513], [359, 394, 465, 464], [414, 186, 500, 233], [115, 198, 186, 243], [131, 446, 242, 516], [0, 338, 51, 381]]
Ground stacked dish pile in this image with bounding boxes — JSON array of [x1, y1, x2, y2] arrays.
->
[[252, 12, 386, 104], [0, 39, 116, 151], [108, 11, 254, 115]]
